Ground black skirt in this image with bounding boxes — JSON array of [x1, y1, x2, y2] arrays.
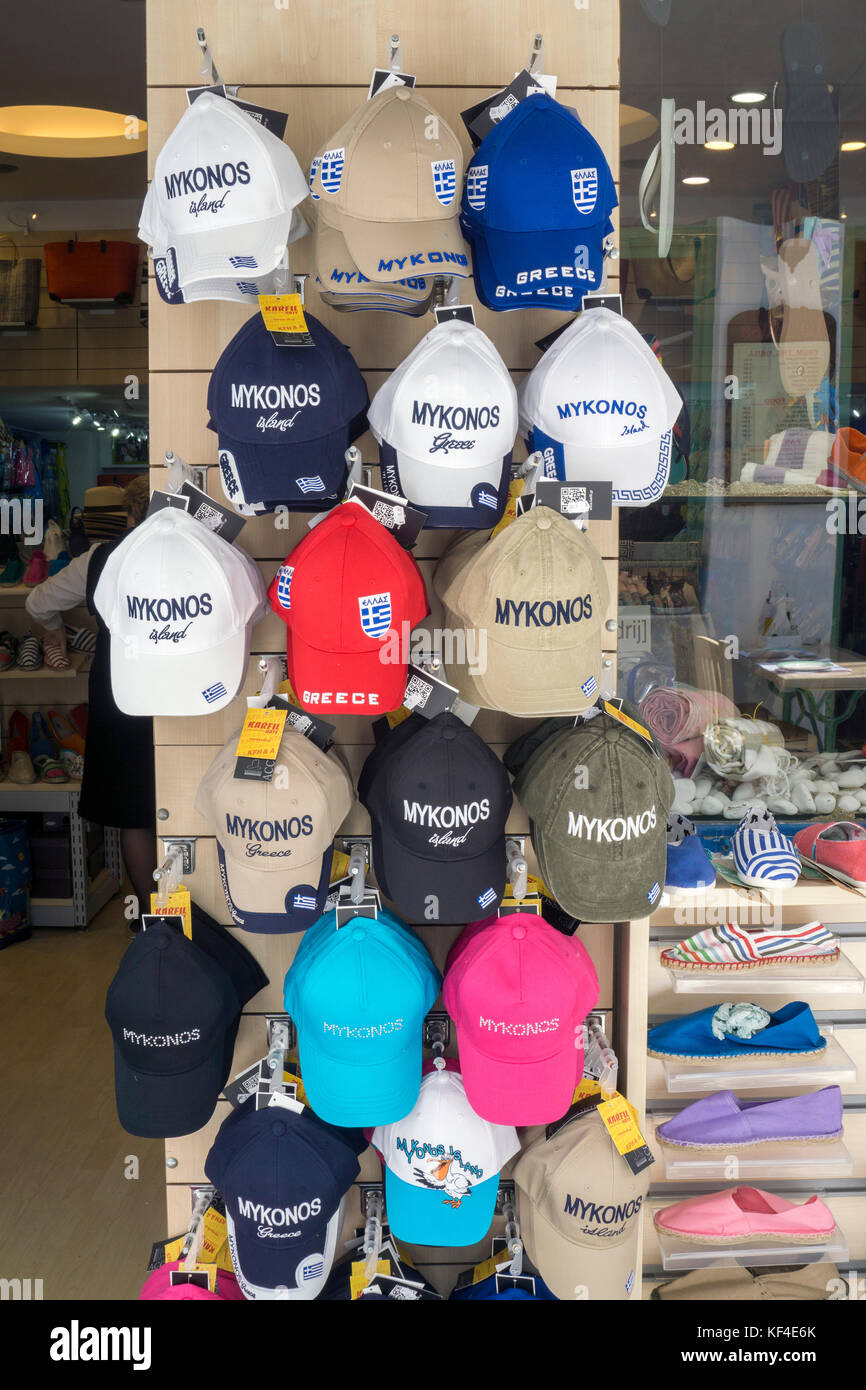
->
[[76, 541, 156, 830]]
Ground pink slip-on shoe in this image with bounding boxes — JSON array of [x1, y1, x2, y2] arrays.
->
[[654, 1185, 836, 1244], [793, 821, 866, 889]]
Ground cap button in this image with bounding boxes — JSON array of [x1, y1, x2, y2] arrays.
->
[[271, 1120, 286, 1137], [511, 924, 527, 940], [395, 86, 411, 101], [340, 510, 356, 528], [536, 512, 551, 531], [155, 934, 170, 950], [352, 926, 366, 942], [442, 726, 457, 742]]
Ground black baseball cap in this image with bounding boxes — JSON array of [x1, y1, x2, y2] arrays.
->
[[105, 912, 268, 1139], [204, 1101, 366, 1300], [359, 711, 513, 923]]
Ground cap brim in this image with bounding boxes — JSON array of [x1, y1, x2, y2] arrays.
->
[[214, 423, 352, 512], [457, 1039, 578, 1127], [383, 1169, 500, 1247], [529, 425, 673, 507], [109, 625, 249, 716], [287, 632, 409, 717], [298, 1038, 424, 1127], [464, 224, 589, 310], [371, 820, 505, 923], [338, 211, 471, 283], [466, 220, 610, 299], [113, 1040, 227, 1139], [378, 440, 509, 528], [215, 841, 333, 934], [518, 1193, 641, 1301], [467, 626, 603, 718], [170, 212, 294, 286], [539, 832, 666, 923], [225, 1203, 342, 1299]]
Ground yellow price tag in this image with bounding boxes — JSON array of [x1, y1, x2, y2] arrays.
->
[[258, 293, 309, 335], [597, 1091, 650, 1156], [385, 704, 414, 729], [491, 476, 525, 536], [149, 886, 193, 939], [601, 700, 655, 749], [350, 1258, 391, 1299], [235, 706, 287, 761], [572, 1077, 602, 1104], [278, 673, 300, 704]]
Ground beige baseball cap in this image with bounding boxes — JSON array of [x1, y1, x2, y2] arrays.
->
[[313, 199, 434, 306], [194, 723, 354, 933], [514, 1108, 650, 1301], [310, 86, 471, 283], [434, 507, 610, 716]]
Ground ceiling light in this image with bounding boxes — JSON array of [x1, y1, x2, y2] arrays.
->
[[682, 175, 710, 185], [841, 140, 866, 152], [0, 106, 147, 158], [731, 90, 767, 103], [704, 140, 735, 151], [853, 409, 861, 419], [71, 414, 82, 426], [111, 427, 120, 437]]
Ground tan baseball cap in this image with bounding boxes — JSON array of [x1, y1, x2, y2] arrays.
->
[[194, 723, 354, 933], [514, 1108, 650, 1301], [434, 507, 610, 716], [653, 1263, 841, 1301], [313, 199, 434, 306], [311, 86, 471, 283]]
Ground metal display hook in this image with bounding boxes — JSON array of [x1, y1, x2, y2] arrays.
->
[[196, 27, 223, 86], [505, 836, 528, 900], [528, 33, 545, 75], [497, 1181, 523, 1277], [388, 33, 403, 73], [345, 840, 370, 905], [360, 1184, 385, 1279], [153, 843, 183, 906], [180, 1185, 215, 1271], [265, 1017, 292, 1095]]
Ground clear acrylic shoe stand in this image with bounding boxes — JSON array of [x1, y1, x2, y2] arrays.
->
[[652, 1122, 855, 1181], [655, 1225, 850, 1271], [656, 1027, 857, 1093], [663, 954, 865, 996]]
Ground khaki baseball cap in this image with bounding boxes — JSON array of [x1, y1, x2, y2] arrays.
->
[[434, 507, 609, 716], [513, 710, 675, 922], [653, 1263, 841, 1301], [313, 199, 434, 306], [514, 1108, 650, 1301], [194, 723, 354, 933], [310, 86, 471, 283]]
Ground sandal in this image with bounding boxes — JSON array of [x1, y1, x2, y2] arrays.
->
[[47, 709, 85, 755], [29, 711, 67, 782], [7, 710, 36, 784]]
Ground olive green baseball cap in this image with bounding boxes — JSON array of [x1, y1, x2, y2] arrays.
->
[[513, 706, 675, 922]]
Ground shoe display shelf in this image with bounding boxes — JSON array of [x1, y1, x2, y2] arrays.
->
[[651, 1119, 855, 1181], [649, 1025, 857, 1094], [653, 1221, 850, 1271], [658, 947, 865, 996], [0, 652, 88, 679]]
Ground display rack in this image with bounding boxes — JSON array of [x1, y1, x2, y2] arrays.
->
[[654, 1223, 850, 1271]]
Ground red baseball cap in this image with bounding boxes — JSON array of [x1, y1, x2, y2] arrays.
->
[[268, 501, 429, 715], [139, 1260, 246, 1301], [443, 912, 599, 1126]]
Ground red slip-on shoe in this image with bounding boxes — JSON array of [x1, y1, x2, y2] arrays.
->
[[793, 821, 866, 888], [654, 1185, 836, 1245], [22, 549, 48, 586]]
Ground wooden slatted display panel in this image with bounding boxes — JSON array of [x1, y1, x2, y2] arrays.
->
[[147, 0, 622, 1299]]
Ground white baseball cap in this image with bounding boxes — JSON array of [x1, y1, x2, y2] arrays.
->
[[194, 722, 354, 934], [139, 92, 309, 286], [368, 319, 518, 527], [519, 307, 683, 506], [93, 506, 267, 716], [371, 1062, 520, 1246], [150, 207, 309, 306]]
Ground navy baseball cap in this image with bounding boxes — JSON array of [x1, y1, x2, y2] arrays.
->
[[104, 918, 261, 1139], [207, 310, 369, 515], [358, 711, 513, 923], [283, 906, 441, 1126], [461, 95, 617, 309], [204, 1101, 366, 1300], [450, 1270, 558, 1300]]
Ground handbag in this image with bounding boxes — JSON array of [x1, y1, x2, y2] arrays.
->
[[0, 236, 41, 327], [67, 507, 90, 557], [44, 239, 140, 303]]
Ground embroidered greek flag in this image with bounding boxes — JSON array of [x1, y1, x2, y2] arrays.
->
[[235, 280, 260, 296], [432, 159, 457, 206], [477, 887, 497, 909], [301, 1259, 324, 1281], [358, 592, 392, 638], [647, 881, 661, 904], [275, 564, 294, 610], [475, 488, 498, 510], [320, 147, 345, 194], [229, 255, 259, 269], [296, 476, 326, 494], [202, 682, 227, 705], [571, 166, 599, 215], [581, 676, 598, 699], [292, 893, 318, 911], [466, 164, 489, 211]]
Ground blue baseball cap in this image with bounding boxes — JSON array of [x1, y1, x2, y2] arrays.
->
[[371, 1061, 520, 1247], [207, 310, 368, 515], [204, 1100, 366, 1300], [460, 94, 617, 309], [450, 1269, 558, 1300], [284, 907, 441, 1126]]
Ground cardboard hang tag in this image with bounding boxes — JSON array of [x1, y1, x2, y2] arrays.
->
[[265, 695, 335, 752], [146, 489, 190, 518], [433, 304, 477, 326], [186, 84, 289, 140], [402, 664, 459, 718], [258, 293, 314, 347], [179, 480, 246, 542], [461, 69, 550, 146], [367, 69, 417, 99], [533, 478, 613, 521], [346, 482, 428, 549], [597, 1092, 656, 1176], [233, 705, 288, 781], [147, 889, 192, 939]]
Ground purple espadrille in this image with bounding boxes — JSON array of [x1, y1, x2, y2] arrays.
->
[[656, 1086, 843, 1149]]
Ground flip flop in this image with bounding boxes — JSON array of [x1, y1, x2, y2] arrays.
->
[[47, 709, 85, 755], [781, 21, 839, 183]]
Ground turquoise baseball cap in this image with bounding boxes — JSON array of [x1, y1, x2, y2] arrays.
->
[[283, 907, 441, 1127]]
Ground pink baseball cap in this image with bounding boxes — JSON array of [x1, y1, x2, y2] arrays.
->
[[139, 1260, 246, 1302], [443, 912, 599, 1125]]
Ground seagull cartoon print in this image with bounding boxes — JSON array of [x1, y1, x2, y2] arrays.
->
[[413, 1156, 473, 1208]]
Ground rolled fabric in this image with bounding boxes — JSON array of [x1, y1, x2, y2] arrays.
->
[[640, 686, 739, 753], [703, 717, 786, 782]]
